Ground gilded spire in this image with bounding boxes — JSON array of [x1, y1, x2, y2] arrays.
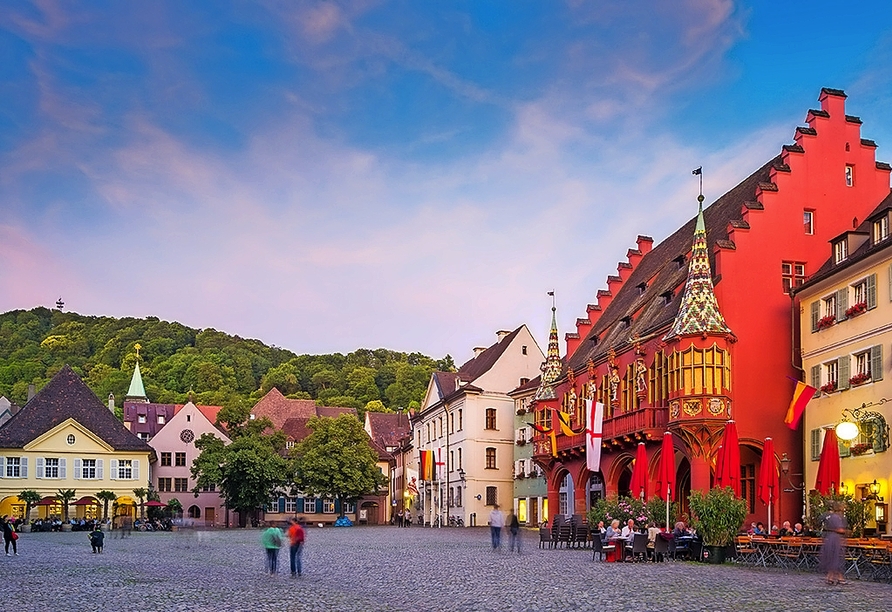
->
[[535, 293, 562, 401], [664, 193, 731, 340]]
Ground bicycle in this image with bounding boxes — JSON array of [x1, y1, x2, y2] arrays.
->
[[448, 515, 464, 528]]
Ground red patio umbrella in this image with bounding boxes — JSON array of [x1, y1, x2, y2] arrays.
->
[[144, 500, 167, 507], [757, 438, 779, 531], [72, 496, 98, 506], [714, 420, 740, 496], [815, 428, 841, 495], [36, 496, 59, 506], [629, 442, 648, 500], [656, 431, 676, 528]]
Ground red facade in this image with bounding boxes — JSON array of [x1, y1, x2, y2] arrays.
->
[[532, 89, 892, 525]]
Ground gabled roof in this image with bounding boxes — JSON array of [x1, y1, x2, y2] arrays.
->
[[0, 365, 153, 452], [366, 412, 411, 448], [250, 388, 318, 429], [566, 157, 777, 370]]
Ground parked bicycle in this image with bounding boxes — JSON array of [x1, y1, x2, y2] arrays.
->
[[449, 515, 464, 528]]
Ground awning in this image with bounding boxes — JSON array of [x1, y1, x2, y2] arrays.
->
[[72, 496, 99, 506], [144, 500, 167, 507], [36, 496, 59, 506]]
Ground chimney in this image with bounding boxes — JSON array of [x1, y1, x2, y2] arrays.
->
[[473, 346, 487, 357], [27, 384, 36, 401], [496, 330, 511, 341], [108, 393, 115, 412]]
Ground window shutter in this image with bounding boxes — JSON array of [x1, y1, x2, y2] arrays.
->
[[59, 458, 66, 479], [810, 429, 821, 461], [810, 365, 821, 394], [839, 438, 850, 458], [871, 345, 884, 381], [110, 459, 118, 480], [133, 460, 140, 481], [836, 288, 848, 320], [0, 456, 4, 478], [21, 457, 27, 478], [278, 497, 286, 513], [810, 301, 820, 332], [889, 263, 892, 301], [838, 356, 850, 390], [74, 459, 81, 480], [867, 273, 877, 309], [36, 457, 44, 479], [97, 460, 103, 480]]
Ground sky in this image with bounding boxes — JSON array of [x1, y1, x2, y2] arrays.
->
[[3, 1, 892, 362]]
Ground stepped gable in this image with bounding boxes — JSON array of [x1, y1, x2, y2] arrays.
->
[[567, 156, 778, 371], [0, 365, 151, 451], [366, 412, 411, 448], [797, 192, 892, 287]]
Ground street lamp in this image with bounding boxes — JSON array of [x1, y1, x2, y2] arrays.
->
[[779, 453, 805, 492], [835, 398, 890, 443]]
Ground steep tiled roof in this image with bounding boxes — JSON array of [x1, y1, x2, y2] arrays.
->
[[317, 406, 357, 419], [0, 365, 153, 452], [456, 326, 523, 382], [567, 157, 778, 371], [433, 372, 460, 399], [250, 388, 317, 429], [366, 412, 411, 448], [281, 417, 312, 443]]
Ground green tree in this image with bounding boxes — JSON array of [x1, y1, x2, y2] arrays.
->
[[166, 498, 183, 518], [292, 414, 387, 517], [192, 433, 289, 526], [132, 487, 149, 519], [18, 489, 41, 523], [96, 490, 117, 522], [57, 488, 77, 522]]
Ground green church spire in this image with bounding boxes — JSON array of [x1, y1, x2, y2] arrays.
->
[[125, 344, 148, 402]]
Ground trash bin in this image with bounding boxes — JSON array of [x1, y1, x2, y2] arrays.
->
[[469, 513, 476, 527]]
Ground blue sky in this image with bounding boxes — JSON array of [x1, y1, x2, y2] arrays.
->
[[2, 1, 892, 360]]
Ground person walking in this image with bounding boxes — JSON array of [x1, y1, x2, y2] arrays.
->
[[489, 504, 504, 551], [508, 509, 521, 553], [261, 524, 284, 575], [1, 515, 17, 556], [821, 501, 847, 585], [287, 518, 305, 578]]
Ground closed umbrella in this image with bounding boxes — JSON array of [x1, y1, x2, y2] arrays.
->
[[815, 428, 841, 495], [629, 442, 648, 500], [656, 431, 676, 529], [714, 420, 740, 496], [757, 438, 779, 532]]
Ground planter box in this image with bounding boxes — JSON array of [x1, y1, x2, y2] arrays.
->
[[61, 524, 72, 532]]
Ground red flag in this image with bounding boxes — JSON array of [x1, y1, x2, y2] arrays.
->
[[784, 380, 817, 430]]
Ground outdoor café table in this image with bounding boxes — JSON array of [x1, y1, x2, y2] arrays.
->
[[750, 538, 781, 568], [606, 537, 627, 562]]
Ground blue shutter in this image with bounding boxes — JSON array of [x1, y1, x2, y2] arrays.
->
[[0, 456, 4, 478], [871, 345, 884, 381], [866, 273, 877, 310], [838, 356, 850, 390], [133, 460, 139, 481], [810, 301, 820, 332], [110, 459, 118, 480], [74, 459, 81, 480], [278, 497, 285, 513]]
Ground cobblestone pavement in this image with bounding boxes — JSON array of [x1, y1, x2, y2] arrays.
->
[[4, 527, 889, 611]]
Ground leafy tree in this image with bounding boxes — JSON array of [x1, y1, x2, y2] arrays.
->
[[192, 433, 289, 526], [132, 487, 149, 519], [292, 414, 387, 517], [57, 488, 77, 522], [166, 498, 183, 518], [96, 490, 117, 521], [18, 489, 41, 522]]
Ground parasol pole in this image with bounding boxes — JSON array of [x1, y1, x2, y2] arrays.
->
[[666, 485, 670, 530]]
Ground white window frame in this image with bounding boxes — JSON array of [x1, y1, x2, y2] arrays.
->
[[825, 361, 838, 387], [5, 457, 21, 478], [823, 294, 837, 318], [303, 497, 316, 513], [81, 459, 97, 480], [322, 499, 336, 514], [804, 210, 814, 235], [137, 415, 146, 424], [855, 350, 871, 378], [834, 240, 848, 264], [45, 458, 60, 479], [285, 497, 298, 513], [874, 216, 890, 244], [117, 460, 133, 480]]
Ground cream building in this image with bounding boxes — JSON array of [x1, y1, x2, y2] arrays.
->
[[0, 366, 154, 522], [414, 326, 543, 527], [797, 197, 892, 534]]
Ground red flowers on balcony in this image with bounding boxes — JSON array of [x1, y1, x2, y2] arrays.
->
[[849, 372, 870, 386], [845, 301, 868, 318], [820, 381, 837, 394], [816, 315, 836, 330]]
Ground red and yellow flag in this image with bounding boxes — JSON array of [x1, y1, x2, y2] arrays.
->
[[784, 380, 817, 430], [419, 450, 435, 481]]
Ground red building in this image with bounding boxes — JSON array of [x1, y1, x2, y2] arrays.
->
[[531, 89, 892, 525]]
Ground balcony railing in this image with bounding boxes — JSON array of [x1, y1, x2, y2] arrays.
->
[[532, 405, 668, 456]]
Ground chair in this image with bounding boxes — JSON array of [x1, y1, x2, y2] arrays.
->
[[625, 533, 648, 562], [539, 527, 553, 550], [557, 524, 572, 549], [573, 525, 590, 549], [734, 535, 758, 565], [652, 534, 669, 562], [592, 534, 615, 561]]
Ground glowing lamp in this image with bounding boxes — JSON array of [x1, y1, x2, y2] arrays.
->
[[836, 420, 859, 442]]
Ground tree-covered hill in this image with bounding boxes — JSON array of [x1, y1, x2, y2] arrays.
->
[[0, 308, 453, 415]]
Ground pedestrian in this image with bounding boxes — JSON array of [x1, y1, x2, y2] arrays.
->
[[261, 524, 284, 575], [287, 518, 305, 578], [489, 504, 504, 550], [121, 515, 132, 538], [89, 526, 105, 553], [821, 501, 847, 585], [404, 509, 412, 528], [1, 515, 18, 556], [508, 509, 521, 553]]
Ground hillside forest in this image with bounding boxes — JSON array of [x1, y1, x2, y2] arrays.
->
[[0, 308, 454, 418]]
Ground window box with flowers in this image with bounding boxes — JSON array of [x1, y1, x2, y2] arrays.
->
[[816, 315, 837, 330], [849, 443, 872, 456], [849, 372, 870, 386], [845, 302, 868, 318], [516, 439, 526, 446], [820, 381, 837, 394]]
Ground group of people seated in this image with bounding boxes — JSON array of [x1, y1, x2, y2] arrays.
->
[[31, 517, 108, 531], [747, 520, 806, 537], [592, 518, 695, 561]]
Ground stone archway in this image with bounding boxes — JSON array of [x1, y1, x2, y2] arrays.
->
[[360, 501, 379, 525]]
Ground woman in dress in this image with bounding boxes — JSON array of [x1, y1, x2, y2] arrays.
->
[[820, 501, 847, 585]]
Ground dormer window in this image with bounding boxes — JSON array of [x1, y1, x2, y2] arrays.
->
[[874, 215, 889, 244], [137, 415, 146, 424], [620, 316, 632, 328], [673, 255, 686, 270], [660, 291, 673, 306], [834, 239, 848, 264], [845, 165, 854, 187], [636, 282, 647, 295]]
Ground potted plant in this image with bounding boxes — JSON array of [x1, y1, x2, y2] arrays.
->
[[816, 314, 836, 330], [96, 490, 117, 525], [849, 443, 871, 456], [18, 490, 42, 532], [845, 302, 867, 318], [57, 488, 77, 531], [820, 381, 837, 394], [688, 487, 747, 564], [849, 372, 870, 386]]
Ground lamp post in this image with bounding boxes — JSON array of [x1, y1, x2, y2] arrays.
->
[[779, 452, 806, 522], [835, 398, 890, 444]]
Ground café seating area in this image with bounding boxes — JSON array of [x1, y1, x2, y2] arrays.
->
[[734, 535, 892, 582]]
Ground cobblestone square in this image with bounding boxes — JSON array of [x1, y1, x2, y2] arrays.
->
[[5, 527, 889, 611]]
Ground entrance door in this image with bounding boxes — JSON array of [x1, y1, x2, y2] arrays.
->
[[205, 507, 216, 526], [530, 498, 539, 526]]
